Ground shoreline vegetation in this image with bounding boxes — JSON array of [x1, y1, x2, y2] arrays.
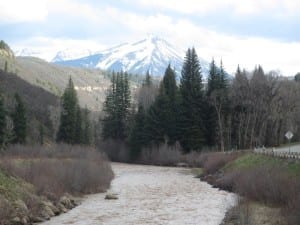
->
[[199, 152, 300, 225], [0, 144, 114, 224]]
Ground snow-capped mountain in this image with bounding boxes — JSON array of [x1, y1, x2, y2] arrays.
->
[[54, 35, 210, 78], [15, 48, 42, 58], [52, 49, 93, 62]]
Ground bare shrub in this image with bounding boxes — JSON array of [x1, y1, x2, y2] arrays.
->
[[0, 144, 114, 200], [138, 143, 183, 166], [202, 152, 239, 174], [284, 192, 300, 225], [97, 139, 130, 163], [183, 151, 208, 168], [233, 166, 295, 205]]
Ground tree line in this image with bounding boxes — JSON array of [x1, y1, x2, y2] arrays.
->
[[0, 75, 93, 148], [101, 48, 300, 160], [1, 45, 298, 156], [56, 77, 92, 145]]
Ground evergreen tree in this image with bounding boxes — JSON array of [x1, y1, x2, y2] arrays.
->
[[12, 93, 27, 144], [142, 65, 179, 146], [39, 124, 44, 145], [295, 72, 300, 82], [102, 71, 131, 140], [129, 105, 147, 160], [0, 96, 6, 146], [4, 61, 8, 73], [206, 60, 229, 151], [144, 85, 169, 145], [161, 64, 178, 144], [57, 77, 78, 144], [138, 71, 157, 110], [179, 48, 205, 152], [205, 59, 219, 147], [143, 70, 152, 87], [82, 106, 92, 145], [74, 105, 82, 144]]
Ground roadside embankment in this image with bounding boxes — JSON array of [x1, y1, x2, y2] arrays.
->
[[200, 152, 300, 225]]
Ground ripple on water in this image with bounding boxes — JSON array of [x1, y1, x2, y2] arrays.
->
[[40, 163, 236, 225]]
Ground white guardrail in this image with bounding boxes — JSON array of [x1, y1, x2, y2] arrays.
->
[[253, 146, 300, 159]]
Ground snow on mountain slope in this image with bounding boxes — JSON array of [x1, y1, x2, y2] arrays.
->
[[52, 48, 93, 62], [15, 48, 54, 61], [54, 35, 210, 78]]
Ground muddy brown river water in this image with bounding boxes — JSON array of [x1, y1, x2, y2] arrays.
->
[[40, 163, 236, 225]]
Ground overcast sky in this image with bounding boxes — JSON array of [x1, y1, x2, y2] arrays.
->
[[1, 0, 299, 75]]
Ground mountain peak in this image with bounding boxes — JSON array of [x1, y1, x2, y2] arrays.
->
[[146, 34, 163, 43], [53, 36, 210, 78], [52, 48, 93, 62]]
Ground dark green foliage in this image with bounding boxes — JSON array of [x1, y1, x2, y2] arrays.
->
[[129, 105, 147, 160], [0, 96, 6, 146], [12, 93, 27, 144], [74, 105, 82, 144], [57, 77, 78, 144], [102, 71, 131, 140], [4, 61, 8, 73], [39, 124, 44, 145], [205, 59, 218, 147], [137, 65, 179, 147], [82, 106, 92, 145], [0, 40, 10, 50], [179, 48, 205, 152], [143, 70, 152, 87], [145, 88, 169, 145], [205, 59, 229, 151], [0, 70, 60, 144], [295, 72, 300, 82], [161, 65, 179, 144]]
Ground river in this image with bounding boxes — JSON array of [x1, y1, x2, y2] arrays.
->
[[40, 163, 236, 225]]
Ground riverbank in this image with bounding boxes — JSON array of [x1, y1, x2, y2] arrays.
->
[[0, 144, 114, 224], [200, 152, 300, 225]]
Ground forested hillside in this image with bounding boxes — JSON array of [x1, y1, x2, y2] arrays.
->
[[0, 69, 60, 144]]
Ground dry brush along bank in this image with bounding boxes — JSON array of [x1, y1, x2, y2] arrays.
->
[[199, 152, 300, 225], [0, 144, 114, 225]]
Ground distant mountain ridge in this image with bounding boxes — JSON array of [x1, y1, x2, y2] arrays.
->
[[15, 36, 211, 78], [53, 35, 210, 78]]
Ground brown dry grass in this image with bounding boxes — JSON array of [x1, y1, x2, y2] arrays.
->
[[0, 144, 114, 200]]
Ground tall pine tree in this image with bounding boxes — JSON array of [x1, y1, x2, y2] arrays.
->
[[206, 59, 229, 151], [57, 77, 79, 144], [82, 106, 92, 145], [205, 58, 218, 147], [129, 104, 147, 160], [12, 93, 27, 144], [143, 65, 179, 146], [102, 71, 131, 140], [179, 48, 205, 152], [161, 64, 178, 144], [74, 105, 82, 144]]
